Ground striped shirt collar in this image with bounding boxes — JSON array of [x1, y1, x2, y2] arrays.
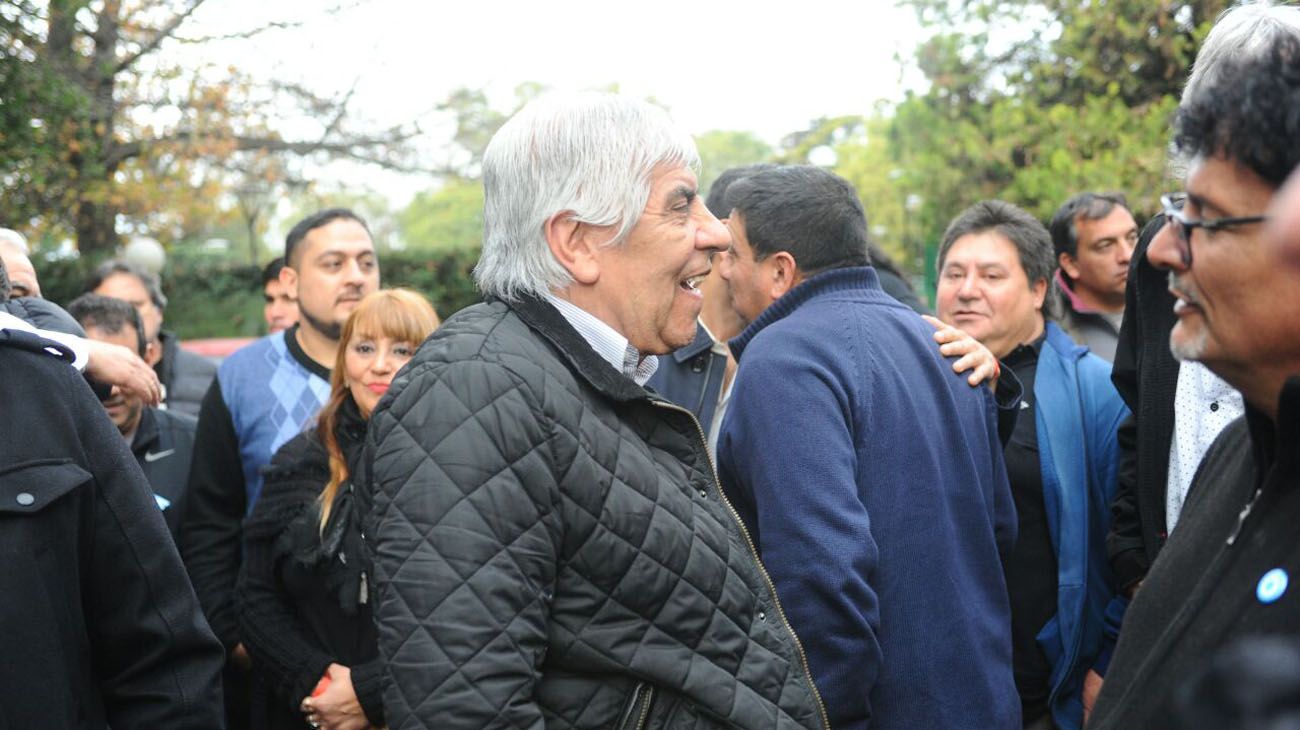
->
[[544, 294, 658, 386]]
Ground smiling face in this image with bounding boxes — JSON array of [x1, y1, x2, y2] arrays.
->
[[1061, 205, 1138, 311], [936, 230, 1047, 359], [344, 332, 417, 418], [284, 219, 379, 341], [584, 165, 729, 354], [1147, 155, 1287, 376], [84, 323, 146, 437]]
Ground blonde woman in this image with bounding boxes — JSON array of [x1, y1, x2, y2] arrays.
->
[[238, 289, 438, 730]]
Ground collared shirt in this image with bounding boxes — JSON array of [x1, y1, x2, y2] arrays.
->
[[1166, 361, 1245, 533], [0, 310, 89, 370], [544, 294, 658, 386], [698, 318, 735, 455]]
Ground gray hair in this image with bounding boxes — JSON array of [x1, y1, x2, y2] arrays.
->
[[474, 92, 700, 302], [1171, 2, 1300, 176], [0, 228, 29, 255]]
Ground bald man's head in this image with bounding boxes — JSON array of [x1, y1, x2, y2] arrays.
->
[[0, 239, 40, 298]]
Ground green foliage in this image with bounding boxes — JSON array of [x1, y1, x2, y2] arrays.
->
[[694, 130, 774, 194], [34, 248, 485, 339], [821, 0, 1231, 299], [398, 178, 485, 252]]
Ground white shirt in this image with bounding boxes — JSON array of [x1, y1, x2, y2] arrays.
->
[[698, 319, 735, 456], [544, 294, 658, 386], [1166, 361, 1244, 533], [0, 311, 89, 370]]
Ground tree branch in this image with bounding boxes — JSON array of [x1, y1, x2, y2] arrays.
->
[[114, 0, 207, 74]]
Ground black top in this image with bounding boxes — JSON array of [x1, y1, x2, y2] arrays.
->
[[1091, 378, 1300, 728], [237, 396, 385, 729], [1107, 214, 1180, 591], [130, 406, 198, 538], [1001, 332, 1058, 724], [0, 334, 226, 729]]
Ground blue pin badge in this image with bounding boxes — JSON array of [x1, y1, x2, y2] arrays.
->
[[1257, 568, 1289, 604]]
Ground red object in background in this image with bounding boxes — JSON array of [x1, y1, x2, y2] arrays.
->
[[312, 675, 331, 697], [178, 337, 256, 365]]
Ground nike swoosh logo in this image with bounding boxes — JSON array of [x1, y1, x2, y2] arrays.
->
[[144, 449, 175, 462], [1020, 401, 1031, 410]]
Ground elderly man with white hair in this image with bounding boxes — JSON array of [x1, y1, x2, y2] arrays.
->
[[0, 228, 41, 298], [366, 94, 827, 729]]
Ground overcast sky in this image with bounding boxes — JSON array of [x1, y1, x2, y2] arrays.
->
[[177, 0, 928, 203]]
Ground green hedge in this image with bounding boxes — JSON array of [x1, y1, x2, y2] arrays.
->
[[36, 248, 484, 339]]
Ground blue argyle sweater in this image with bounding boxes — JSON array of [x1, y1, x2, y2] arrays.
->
[[217, 329, 331, 509]]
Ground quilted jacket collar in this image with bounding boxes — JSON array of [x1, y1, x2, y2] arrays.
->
[[506, 294, 650, 404]]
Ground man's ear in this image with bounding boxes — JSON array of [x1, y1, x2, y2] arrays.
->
[[280, 264, 300, 300], [1058, 251, 1080, 281], [545, 212, 602, 285], [142, 339, 160, 366], [769, 251, 802, 298]]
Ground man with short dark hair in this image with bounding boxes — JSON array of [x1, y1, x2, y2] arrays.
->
[[1089, 32, 1300, 729], [180, 208, 379, 729], [260, 256, 298, 334], [715, 165, 1019, 730], [89, 259, 216, 416], [1047, 193, 1136, 362], [69, 293, 197, 538], [935, 200, 1127, 730]]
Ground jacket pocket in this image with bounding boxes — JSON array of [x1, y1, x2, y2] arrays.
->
[[0, 459, 89, 514], [618, 682, 656, 730]]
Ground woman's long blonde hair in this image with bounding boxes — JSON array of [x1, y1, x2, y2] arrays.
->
[[317, 288, 439, 529]]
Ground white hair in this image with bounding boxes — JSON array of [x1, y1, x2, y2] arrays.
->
[[473, 92, 700, 302], [1185, 3, 1300, 102], [1170, 2, 1300, 177], [0, 228, 29, 255]]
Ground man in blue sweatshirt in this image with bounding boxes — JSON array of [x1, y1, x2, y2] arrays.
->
[[715, 165, 1020, 730]]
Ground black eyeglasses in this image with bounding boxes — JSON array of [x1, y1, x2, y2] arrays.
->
[[1159, 192, 1269, 267]]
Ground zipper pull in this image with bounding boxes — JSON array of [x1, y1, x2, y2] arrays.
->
[[1226, 487, 1263, 546], [359, 570, 369, 605]]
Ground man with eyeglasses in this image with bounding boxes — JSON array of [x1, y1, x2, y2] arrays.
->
[[1102, 3, 1300, 629], [1088, 31, 1300, 730]]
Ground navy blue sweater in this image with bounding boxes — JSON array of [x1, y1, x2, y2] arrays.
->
[[717, 267, 1020, 730]]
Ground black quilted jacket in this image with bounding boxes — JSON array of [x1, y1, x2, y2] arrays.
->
[[365, 295, 828, 730]]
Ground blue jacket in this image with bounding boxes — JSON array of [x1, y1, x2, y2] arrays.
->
[[1033, 323, 1129, 729], [646, 320, 728, 436], [717, 267, 1020, 730]]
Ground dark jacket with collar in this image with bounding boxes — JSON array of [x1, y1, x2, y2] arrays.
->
[[1029, 323, 1128, 729], [646, 320, 728, 434], [716, 267, 1019, 730], [0, 329, 225, 729], [157, 329, 217, 418], [131, 405, 198, 538], [365, 295, 827, 730], [1090, 377, 1300, 730], [238, 397, 385, 729], [1106, 215, 1180, 592]]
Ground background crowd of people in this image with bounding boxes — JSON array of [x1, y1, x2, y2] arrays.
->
[[2, 3, 1300, 730]]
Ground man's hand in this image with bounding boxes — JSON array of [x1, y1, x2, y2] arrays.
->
[[300, 663, 369, 730], [923, 315, 1000, 387], [1083, 668, 1103, 724], [84, 339, 162, 406]]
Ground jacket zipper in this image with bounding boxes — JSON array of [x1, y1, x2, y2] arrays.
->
[[651, 399, 831, 730], [618, 683, 655, 730]]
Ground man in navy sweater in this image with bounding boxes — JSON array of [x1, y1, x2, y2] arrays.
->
[[715, 165, 1020, 730]]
